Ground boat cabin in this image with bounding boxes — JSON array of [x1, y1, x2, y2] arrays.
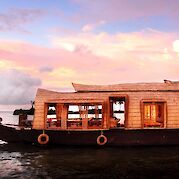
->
[[33, 80, 179, 131]]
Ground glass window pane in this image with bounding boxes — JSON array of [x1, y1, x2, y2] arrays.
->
[[143, 102, 164, 128]]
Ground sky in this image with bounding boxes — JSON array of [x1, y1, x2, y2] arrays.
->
[[1, 0, 179, 110]]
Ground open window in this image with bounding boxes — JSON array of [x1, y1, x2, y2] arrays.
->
[[67, 104, 102, 129], [45, 102, 103, 130], [142, 101, 166, 128], [109, 97, 127, 128], [46, 103, 61, 128]]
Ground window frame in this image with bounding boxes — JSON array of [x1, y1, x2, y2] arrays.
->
[[108, 95, 129, 128], [140, 99, 167, 129], [44, 101, 105, 130]]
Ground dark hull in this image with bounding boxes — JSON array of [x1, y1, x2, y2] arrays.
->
[[1, 124, 179, 146]]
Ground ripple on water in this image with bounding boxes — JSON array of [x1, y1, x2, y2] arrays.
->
[[1, 145, 179, 178], [0, 152, 23, 177]]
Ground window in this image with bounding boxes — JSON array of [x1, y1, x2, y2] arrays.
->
[[45, 102, 103, 129], [143, 102, 165, 128], [109, 97, 126, 128], [67, 104, 102, 129], [46, 103, 61, 128], [67, 105, 82, 129]]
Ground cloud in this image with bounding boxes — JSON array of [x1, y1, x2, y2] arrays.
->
[[39, 66, 54, 73], [43, 29, 179, 84], [0, 69, 41, 105], [82, 20, 106, 32], [51, 29, 176, 59], [82, 24, 94, 32], [173, 40, 179, 53], [1, 29, 179, 90], [0, 8, 45, 32], [72, 0, 179, 22]]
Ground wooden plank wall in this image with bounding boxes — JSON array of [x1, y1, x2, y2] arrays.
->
[[33, 89, 107, 129], [33, 89, 179, 129], [127, 91, 179, 129], [33, 100, 45, 129]]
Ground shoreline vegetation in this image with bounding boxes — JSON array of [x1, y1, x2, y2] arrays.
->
[[13, 101, 35, 115], [13, 108, 35, 115], [13, 108, 124, 115], [12, 100, 124, 115]]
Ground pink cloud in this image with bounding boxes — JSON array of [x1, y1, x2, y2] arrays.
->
[[0, 8, 46, 32], [71, 0, 179, 22], [0, 29, 179, 91], [82, 21, 106, 32]]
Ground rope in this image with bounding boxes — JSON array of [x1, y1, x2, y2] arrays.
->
[[101, 130, 103, 135]]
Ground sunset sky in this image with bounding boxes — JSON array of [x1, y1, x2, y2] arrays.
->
[[1, 0, 179, 110]]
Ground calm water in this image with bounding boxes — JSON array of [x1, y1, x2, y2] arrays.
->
[[1, 112, 179, 178]]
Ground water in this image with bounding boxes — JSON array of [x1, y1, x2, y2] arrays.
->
[[0, 111, 33, 145], [0, 111, 33, 125], [1, 145, 179, 179], [1, 112, 179, 178]]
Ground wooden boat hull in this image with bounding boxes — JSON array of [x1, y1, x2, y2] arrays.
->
[[1, 124, 179, 146]]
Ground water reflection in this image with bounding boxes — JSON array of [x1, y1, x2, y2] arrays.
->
[[0, 151, 23, 178], [1, 144, 179, 178]]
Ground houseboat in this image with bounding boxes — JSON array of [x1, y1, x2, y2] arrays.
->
[[1, 80, 179, 146]]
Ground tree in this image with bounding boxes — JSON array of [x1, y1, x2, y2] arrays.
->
[[30, 101, 35, 109]]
